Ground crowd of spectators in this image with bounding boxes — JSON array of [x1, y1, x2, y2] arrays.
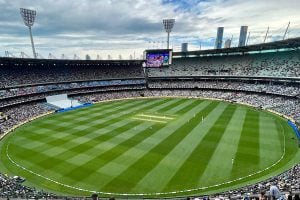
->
[[0, 103, 53, 135], [0, 173, 56, 199], [0, 79, 145, 99], [0, 63, 144, 88], [1, 50, 300, 90], [0, 85, 145, 108], [74, 90, 144, 103], [148, 80, 300, 97], [190, 164, 300, 200], [148, 50, 300, 77], [1, 78, 299, 109]]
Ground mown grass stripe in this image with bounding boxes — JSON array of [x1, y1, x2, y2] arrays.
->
[[42, 99, 129, 124], [230, 109, 260, 179], [14, 99, 170, 163], [39, 98, 180, 153], [24, 100, 169, 154], [79, 100, 209, 190], [198, 107, 247, 186], [23, 99, 166, 142], [62, 98, 142, 116], [61, 98, 193, 182], [7, 143, 82, 174], [165, 99, 197, 114], [100, 101, 219, 193], [66, 100, 202, 189], [17, 99, 180, 173], [274, 118, 284, 153], [164, 104, 237, 191], [19, 99, 151, 140], [89, 100, 199, 163], [66, 122, 155, 164], [259, 113, 282, 168], [133, 102, 228, 192], [156, 98, 187, 113], [11, 99, 164, 161], [37, 99, 153, 129], [7, 99, 178, 185]]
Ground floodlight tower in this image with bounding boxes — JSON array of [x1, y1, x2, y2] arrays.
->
[[20, 8, 37, 58], [163, 19, 175, 49]]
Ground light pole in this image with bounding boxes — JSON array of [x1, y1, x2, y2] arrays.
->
[[20, 8, 37, 59], [163, 19, 175, 50]]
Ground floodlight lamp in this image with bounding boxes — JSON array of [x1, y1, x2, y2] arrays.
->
[[163, 19, 175, 50], [20, 8, 37, 58], [163, 19, 175, 33], [20, 8, 36, 27]]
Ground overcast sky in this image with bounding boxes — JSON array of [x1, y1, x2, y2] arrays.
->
[[0, 0, 300, 59]]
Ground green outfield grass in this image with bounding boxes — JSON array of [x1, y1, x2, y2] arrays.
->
[[0, 97, 299, 198]]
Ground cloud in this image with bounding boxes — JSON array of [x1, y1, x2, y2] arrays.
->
[[0, 0, 299, 58]]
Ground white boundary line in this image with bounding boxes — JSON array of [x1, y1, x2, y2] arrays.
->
[[4, 97, 288, 197]]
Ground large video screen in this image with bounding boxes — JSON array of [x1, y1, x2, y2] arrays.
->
[[145, 50, 172, 68]]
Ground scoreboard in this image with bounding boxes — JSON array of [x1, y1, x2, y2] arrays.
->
[[143, 49, 172, 68]]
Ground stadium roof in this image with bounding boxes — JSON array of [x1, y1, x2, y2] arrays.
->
[[173, 37, 300, 57]]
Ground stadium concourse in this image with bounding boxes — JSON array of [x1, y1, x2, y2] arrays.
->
[[0, 45, 300, 199]]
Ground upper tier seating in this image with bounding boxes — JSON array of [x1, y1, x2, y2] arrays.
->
[[0, 62, 144, 88], [148, 50, 300, 77]]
